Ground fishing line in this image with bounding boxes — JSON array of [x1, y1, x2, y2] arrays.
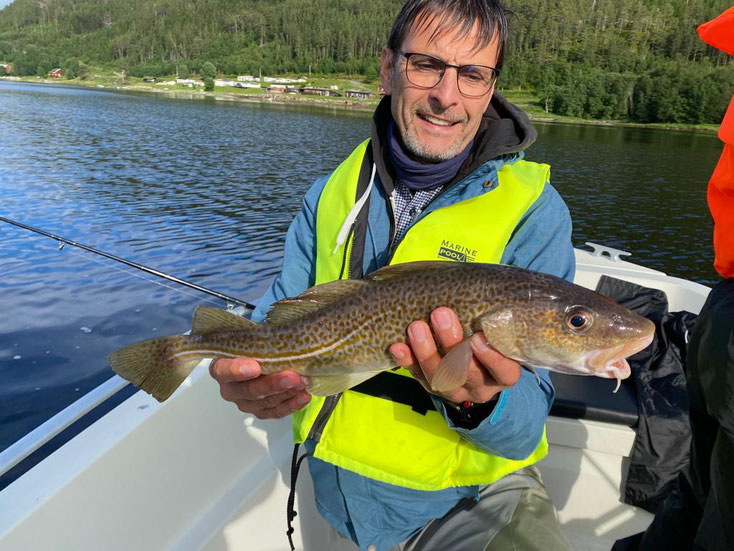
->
[[0, 215, 256, 310]]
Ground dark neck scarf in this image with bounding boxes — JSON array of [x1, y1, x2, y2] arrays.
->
[[387, 120, 473, 192]]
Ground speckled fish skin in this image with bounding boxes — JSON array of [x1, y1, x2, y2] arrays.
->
[[108, 261, 656, 402]]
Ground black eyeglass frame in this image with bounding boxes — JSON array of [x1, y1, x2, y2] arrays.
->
[[397, 51, 501, 98]]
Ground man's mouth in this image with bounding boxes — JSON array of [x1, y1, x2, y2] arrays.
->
[[417, 113, 461, 127]]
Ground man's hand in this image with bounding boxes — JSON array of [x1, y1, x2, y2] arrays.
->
[[389, 307, 522, 404], [209, 358, 311, 419]]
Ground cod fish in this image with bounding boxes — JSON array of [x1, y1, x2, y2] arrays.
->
[[109, 261, 655, 402]]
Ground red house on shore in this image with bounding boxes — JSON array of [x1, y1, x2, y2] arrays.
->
[[0, 64, 10, 74], [49, 68, 62, 78]]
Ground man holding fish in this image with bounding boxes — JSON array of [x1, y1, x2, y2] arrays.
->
[[212, 1, 576, 548], [121, 0, 651, 549]]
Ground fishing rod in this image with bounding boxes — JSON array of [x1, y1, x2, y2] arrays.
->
[[0, 215, 256, 310]]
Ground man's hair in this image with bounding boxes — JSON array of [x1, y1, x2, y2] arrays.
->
[[387, 0, 508, 70]]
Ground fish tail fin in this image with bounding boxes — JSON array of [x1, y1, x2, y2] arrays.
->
[[108, 336, 202, 402]]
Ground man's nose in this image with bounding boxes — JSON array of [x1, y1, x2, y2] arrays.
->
[[428, 67, 461, 107]]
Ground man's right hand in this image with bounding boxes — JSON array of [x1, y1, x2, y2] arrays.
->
[[209, 358, 311, 419]]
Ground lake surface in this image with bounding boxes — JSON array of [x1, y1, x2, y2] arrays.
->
[[0, 80, 723, 463]]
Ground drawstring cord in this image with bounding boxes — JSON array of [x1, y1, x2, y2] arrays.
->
[[286, 443, 313, 550], [333, 163, 377, 254]]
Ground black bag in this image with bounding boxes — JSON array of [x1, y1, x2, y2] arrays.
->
[[596, 276, 698, 513]]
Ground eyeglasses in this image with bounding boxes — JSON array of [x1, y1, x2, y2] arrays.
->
[[398, 51, 499, 98]]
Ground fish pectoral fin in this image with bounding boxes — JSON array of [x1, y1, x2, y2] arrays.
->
[[191, 306, 257, 335], [267, 280, 368, 324], [477, 309, 516, 357], [430, 338, 473, 392], [478, 308, 515, 334], [307, 371, 382, 397]]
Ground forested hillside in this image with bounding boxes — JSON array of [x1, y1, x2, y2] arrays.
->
[[0, 0, 731, 124]]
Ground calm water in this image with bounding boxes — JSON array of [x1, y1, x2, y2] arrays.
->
[[0, 80, 723, 456]]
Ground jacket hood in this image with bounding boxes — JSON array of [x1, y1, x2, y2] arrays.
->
[[370, 92, 537, 192]]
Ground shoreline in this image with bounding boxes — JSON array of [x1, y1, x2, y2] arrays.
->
[[1, 76, 719, 134]]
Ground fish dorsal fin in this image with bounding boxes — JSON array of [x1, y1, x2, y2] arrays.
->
[[366, 261, 458, 282], [191, 306, 257, 335], [266, 299, 323, 324], [267, 279, 367, 324]]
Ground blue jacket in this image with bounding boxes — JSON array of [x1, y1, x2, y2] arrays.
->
[[252, 95, 576, 551]]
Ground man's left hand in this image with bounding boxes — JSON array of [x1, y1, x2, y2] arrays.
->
[[389, 307, 522, 405]]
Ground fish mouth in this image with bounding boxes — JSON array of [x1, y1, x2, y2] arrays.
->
[[585, 333, 655, 388]]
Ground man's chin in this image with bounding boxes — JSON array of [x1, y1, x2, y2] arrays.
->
[[402, 134, 465, 163]]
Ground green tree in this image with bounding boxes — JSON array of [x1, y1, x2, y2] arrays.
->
[[201, 61, 216, 80], [0, 0, 730, 123], [62, 58, 81, 79], [203, 77, 214, 91], [36, 59, 52, 77], [363, 63, 378, 81]]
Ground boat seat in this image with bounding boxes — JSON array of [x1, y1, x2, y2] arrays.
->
[[549, 371, 638, 427]]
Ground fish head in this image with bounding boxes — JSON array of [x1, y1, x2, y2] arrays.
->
[[479, 279, 655, 380]]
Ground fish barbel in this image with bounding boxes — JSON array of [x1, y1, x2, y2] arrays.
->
[[108, 261, 655, 402]]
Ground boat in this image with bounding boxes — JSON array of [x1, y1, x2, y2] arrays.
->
[[0, 243, 711, 551]]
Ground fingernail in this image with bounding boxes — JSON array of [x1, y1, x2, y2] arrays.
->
[[433, 309, 452, 330], [239, 362, 258, 378], [296, 392, 311, 405], [280, 378, 296, 389], [391, 347, 405, 361], [408, 324, 427, 344]]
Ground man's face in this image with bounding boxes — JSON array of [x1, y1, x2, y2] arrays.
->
[[380, 15, 500, 162]]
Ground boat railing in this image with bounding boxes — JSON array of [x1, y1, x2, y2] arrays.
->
[[0, 376, 130, 477]]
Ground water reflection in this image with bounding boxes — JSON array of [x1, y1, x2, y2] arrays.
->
[[528, 122, 719, 286]]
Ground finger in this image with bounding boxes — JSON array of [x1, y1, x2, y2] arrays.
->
[[470, 333, 522, 388], [430, 307, 464, 353], [389, 343, 417, 368], [209, 357, 261, 384], [407, 321, 442, 376], [240, 370, 309, 400], [389, 343, 430, 388], [224, 386, 301, 408], [241, 391, 312, 419]]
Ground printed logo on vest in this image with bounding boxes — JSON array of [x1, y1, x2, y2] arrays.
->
[[437, 240, 477, 262]]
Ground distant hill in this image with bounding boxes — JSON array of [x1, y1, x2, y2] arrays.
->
[[0, 0, 731, 124]]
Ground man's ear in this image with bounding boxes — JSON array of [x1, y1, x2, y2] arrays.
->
[[379, 47, 394, 95]]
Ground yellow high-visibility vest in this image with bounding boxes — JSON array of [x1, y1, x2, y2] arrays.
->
[[292, 139, 550, 491]]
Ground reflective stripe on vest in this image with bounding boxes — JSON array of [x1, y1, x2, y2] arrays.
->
[[293, 140, 550, 491]]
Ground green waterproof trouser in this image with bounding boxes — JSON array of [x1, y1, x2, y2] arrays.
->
[[390, 466, 571, 551]]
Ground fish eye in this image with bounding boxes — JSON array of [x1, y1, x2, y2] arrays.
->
[[565, 308, 593, 333]]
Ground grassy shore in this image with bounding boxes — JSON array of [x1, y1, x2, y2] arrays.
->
[[1, 73, 719, 134]]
